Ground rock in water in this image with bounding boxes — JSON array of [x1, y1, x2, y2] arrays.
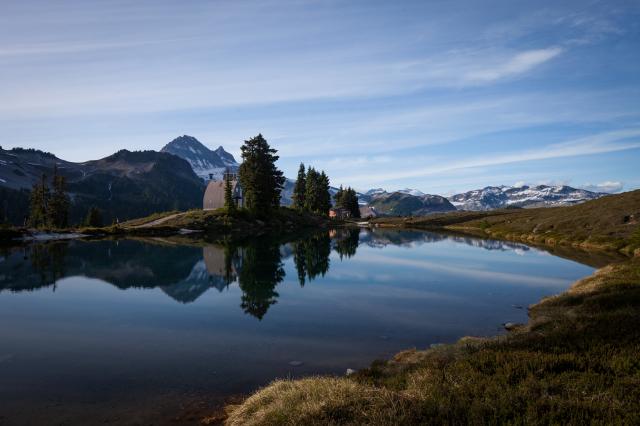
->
[[503, 322, 520, 331]]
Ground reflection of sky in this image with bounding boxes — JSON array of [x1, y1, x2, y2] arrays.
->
[[0, 231, 594, 421]]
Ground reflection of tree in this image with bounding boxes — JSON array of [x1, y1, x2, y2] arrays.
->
[[30, 242, 68, 289], [335, 228, 360, 260], [292, 232, 331, 287], [238, 238, 285, 320]]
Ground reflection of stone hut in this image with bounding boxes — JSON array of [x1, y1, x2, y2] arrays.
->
[[203, 172, 243, 210], [203, 245, 243, 287], [203, 245, 228, 276]]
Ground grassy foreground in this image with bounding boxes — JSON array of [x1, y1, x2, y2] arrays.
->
[[223, 192, 640, 425]]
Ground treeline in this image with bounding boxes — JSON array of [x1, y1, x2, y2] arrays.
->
[[291, 163, 332, 214], [25, 167, 103, 229], [334, 186, 361, 218], [28, 166, 71, 229], [233, 134, 339, 217]]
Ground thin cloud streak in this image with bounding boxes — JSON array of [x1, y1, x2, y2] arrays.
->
[[464, 47, 564, 83], [335, 129, 640, 184], [353, 254, 569, 288]]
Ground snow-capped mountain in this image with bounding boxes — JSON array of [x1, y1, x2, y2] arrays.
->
[[161, 135, 239, 181], [360, 188, 427, 204], [398, 188, 426, 197], [448, 185, 605, 211]]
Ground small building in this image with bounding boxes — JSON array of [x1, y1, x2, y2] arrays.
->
[[203, 172, 243, 210], [329, 207, 351, 219]]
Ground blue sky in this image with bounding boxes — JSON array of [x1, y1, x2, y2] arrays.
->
[[1, 0, 639, 194]]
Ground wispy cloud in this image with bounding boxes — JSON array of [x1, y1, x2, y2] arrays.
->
[[1, 0, 638, 193], [581, 181, 624, 193], [354, 254, 569, 288], [464, 47, 564, 83], [335, 129, 640, 185]]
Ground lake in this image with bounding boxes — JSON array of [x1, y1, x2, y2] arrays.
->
[[0, 229, 594, 425]]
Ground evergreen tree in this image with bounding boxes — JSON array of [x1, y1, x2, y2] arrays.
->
[[224, 168, 236, 212], [47, 165, 70, 228], [304, 167, 320, 212], [346, 187, 361, 218], [303, 167, 331, 214], [28, 173, 49, 228], [334, 185, 344, 206], [292, 163, 307, 211], [334, 186, 360, 218], [238, 134, 285, 215], [84, 207, 103, 227], [318, 171, 331, 214]]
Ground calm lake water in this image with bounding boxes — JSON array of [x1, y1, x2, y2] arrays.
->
[[0, 229, 593, 425]]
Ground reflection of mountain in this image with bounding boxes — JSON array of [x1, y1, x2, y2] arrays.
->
[[359, 229, 532, 252], [1, 228, 546, 320], [0, 241, 235, 303]]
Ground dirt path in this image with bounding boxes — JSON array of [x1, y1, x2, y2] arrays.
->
[[130, 212, 186, 228]]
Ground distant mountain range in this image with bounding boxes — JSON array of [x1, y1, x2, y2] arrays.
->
[[0, 135, 610, 224], [356, 185, 605, 216], [447, 185, 605, 211]]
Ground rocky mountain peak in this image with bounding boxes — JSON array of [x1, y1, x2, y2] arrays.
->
[[161, 135, 239, 181]]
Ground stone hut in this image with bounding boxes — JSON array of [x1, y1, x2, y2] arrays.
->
[[203, 172, 243, 210]]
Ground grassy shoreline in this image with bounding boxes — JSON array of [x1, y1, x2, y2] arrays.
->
[[1, 207, 336, 243], [369, 190, 640, 257], [223, 191, 640, 425]]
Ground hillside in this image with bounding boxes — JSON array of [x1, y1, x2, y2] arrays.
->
[[372, 190, 640, 254], [0, 147, 204, 225], [366, 191, 456, 216]]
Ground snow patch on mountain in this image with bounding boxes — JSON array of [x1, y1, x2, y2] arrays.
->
[[448, 185, 605, 210], [161, 135, 239, 181]]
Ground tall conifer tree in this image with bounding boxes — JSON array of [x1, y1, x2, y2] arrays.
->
[[238, 134, 285, 215], [28, 173, 49, 228], [292, 163, 306, 211], [48, 165, 70, 228], [224, 168, 236, 212]]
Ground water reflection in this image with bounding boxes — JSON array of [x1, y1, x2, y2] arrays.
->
[[0, 228, 565, 320]]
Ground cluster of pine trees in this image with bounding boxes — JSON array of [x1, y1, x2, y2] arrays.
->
[[334, 186, 361, 218], [237, 134, 285, 216], [291, 163, 331, 214], [28, 167, 71, 229]]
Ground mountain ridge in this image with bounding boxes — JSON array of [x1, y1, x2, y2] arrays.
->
[[0, 146, 204, 224], [0, 136, 615, 224]]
